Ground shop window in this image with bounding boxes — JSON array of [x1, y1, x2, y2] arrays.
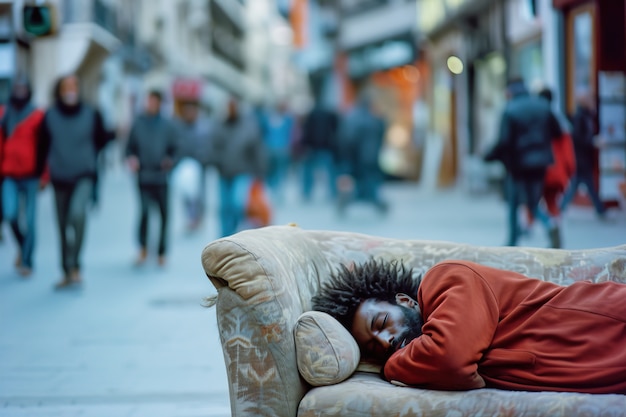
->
[[566, 3, 595, 114]]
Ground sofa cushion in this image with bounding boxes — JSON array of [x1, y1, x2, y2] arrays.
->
[[294, 311, 360, 386], [298, 372, 626, 417]]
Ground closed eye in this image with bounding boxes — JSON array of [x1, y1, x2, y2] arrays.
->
[[381, 313, 388, 330]]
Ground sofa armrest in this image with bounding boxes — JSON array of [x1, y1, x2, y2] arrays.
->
[[201, 225, 328, 417]]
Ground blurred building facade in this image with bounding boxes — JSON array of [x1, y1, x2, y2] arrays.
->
[[0, 0, 125, 107], [413, 0, 626, 203], [0, 0, 308, 135]]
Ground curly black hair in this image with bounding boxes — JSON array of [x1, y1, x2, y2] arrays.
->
[[312, 258, 421, 331]]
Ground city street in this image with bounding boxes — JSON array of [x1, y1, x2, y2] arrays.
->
[[1, 164, 624, 417]]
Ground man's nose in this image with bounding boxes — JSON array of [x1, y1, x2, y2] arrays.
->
[[375, 330, 393, 350]]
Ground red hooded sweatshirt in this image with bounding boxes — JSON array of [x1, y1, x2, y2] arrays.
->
[[384, 261, 626, 394]]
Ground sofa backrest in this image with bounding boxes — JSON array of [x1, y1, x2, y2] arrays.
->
[[202, 225, 626, 417]]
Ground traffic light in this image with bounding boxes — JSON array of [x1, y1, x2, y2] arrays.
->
[[23, 4, 56, 37]]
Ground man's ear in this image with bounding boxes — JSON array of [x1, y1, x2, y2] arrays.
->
[[395, 293, 417, 309]]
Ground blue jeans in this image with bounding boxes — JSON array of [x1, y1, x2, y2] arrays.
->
[[560, 171, 606, 215], [3, 178, 39, 268], [138, 183, 169, 256], [219, 175, 252, 237], [53, 178, 94, 275], [267, 150, 290, 203], [302, 150, 336, 200], [506, 173, 545, 246]]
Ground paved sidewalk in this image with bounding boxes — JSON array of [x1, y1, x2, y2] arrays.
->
[[1, 168, 623, 417]]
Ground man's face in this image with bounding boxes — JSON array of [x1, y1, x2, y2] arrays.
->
[[60, 76, 80, 106], [351, 295, 423, 363], [146, 95, 161, 115]]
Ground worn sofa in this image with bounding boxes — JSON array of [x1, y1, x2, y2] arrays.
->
[[201, 225, 626, 417]]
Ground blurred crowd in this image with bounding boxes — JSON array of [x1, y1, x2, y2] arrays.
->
[[0, 73, 391, 289], [0, 73, 611, 289]]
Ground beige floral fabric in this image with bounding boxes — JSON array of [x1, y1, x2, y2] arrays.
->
[[201, 225, 626, 417], [294, 311, 360, 387], [299, 372, 626, 417]]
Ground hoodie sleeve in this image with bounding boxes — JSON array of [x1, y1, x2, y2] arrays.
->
[[383, 262, 499, 390], [93, 110, 111, 153], [125, 121, 139, 159], [36, 112, 51, 178]]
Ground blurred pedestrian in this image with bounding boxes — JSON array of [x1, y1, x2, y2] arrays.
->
[[335, 91, 388, 215], [125, 90, 179, 266], [0, 75, 46, 276], [559, 91, 606, 218], [485, 78, 561, 247], [261, 101, 294, 204], [300, 98, 338, 202], [0, 100, 6, 242], [524, 88, 576, 248], [175, 101, 214, 231], [212, 97, 268, 237], [38, 74, 110, 288]]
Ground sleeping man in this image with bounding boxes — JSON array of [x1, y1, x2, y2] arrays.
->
[[312, 259, 626, 394]]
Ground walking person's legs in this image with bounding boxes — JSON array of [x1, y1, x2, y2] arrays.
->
[[18, 178, 40, 274], [579, 171, 606, 217], [65, 178, 94, 282], [52, 183, 73, 287], [301, 151, 317, 201], [2, 178, 25, 270], [135, 183, 151, 264], [506, 175, 521, 246], [155, 184, 169, 265], [219, 177, 236, 237], [559, 174, 581, 212]]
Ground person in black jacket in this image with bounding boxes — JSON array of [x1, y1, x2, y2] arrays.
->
[[485, 78, 561, 247], [38, 74, 110, 288], [126, 90, 178, 266], [559, 91, 606, 218], [300, 99, 338, 202]]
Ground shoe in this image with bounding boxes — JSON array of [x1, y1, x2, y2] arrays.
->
[[54, 276, 73, 290], [376, 200, 389, 215], [17, 266, 32, 277], [70, 268, 83, 285], [134, 248, 148, 266], [157, 255, 166, 267], [548, 226, 561, 249], [14, 252, 22, 268]]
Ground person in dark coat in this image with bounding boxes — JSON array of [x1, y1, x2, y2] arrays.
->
[[126, 90, 179, 266], [300, 99, 339, 201], [559, 91, 606, 218], [212, 97, 268, 237], [485, 78, 561, 247], [38, 74, 110, 288], [335, 92, 388, 215], [175, 101, 214, 231], [0, 75, 46, 276]]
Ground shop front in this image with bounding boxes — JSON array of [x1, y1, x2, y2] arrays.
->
[[553, 0, 626, 206]]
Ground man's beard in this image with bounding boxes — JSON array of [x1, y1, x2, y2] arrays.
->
[[392, 305, 423, 352]]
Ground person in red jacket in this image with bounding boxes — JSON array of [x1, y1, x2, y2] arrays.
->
[[313, 259, 626, 394], [0, 76, 46, 276]]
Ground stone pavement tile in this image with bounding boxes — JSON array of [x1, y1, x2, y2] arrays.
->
[[1, 401, 231, 417]]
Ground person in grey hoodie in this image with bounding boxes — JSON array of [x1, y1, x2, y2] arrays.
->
[[125, 90, 178, 266], [212, 97, 267, 237], [38, 74, 110, 289]]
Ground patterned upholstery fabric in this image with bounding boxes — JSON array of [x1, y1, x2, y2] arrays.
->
[[294, 311, 360, 386], [201, 225, 626, 417]]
